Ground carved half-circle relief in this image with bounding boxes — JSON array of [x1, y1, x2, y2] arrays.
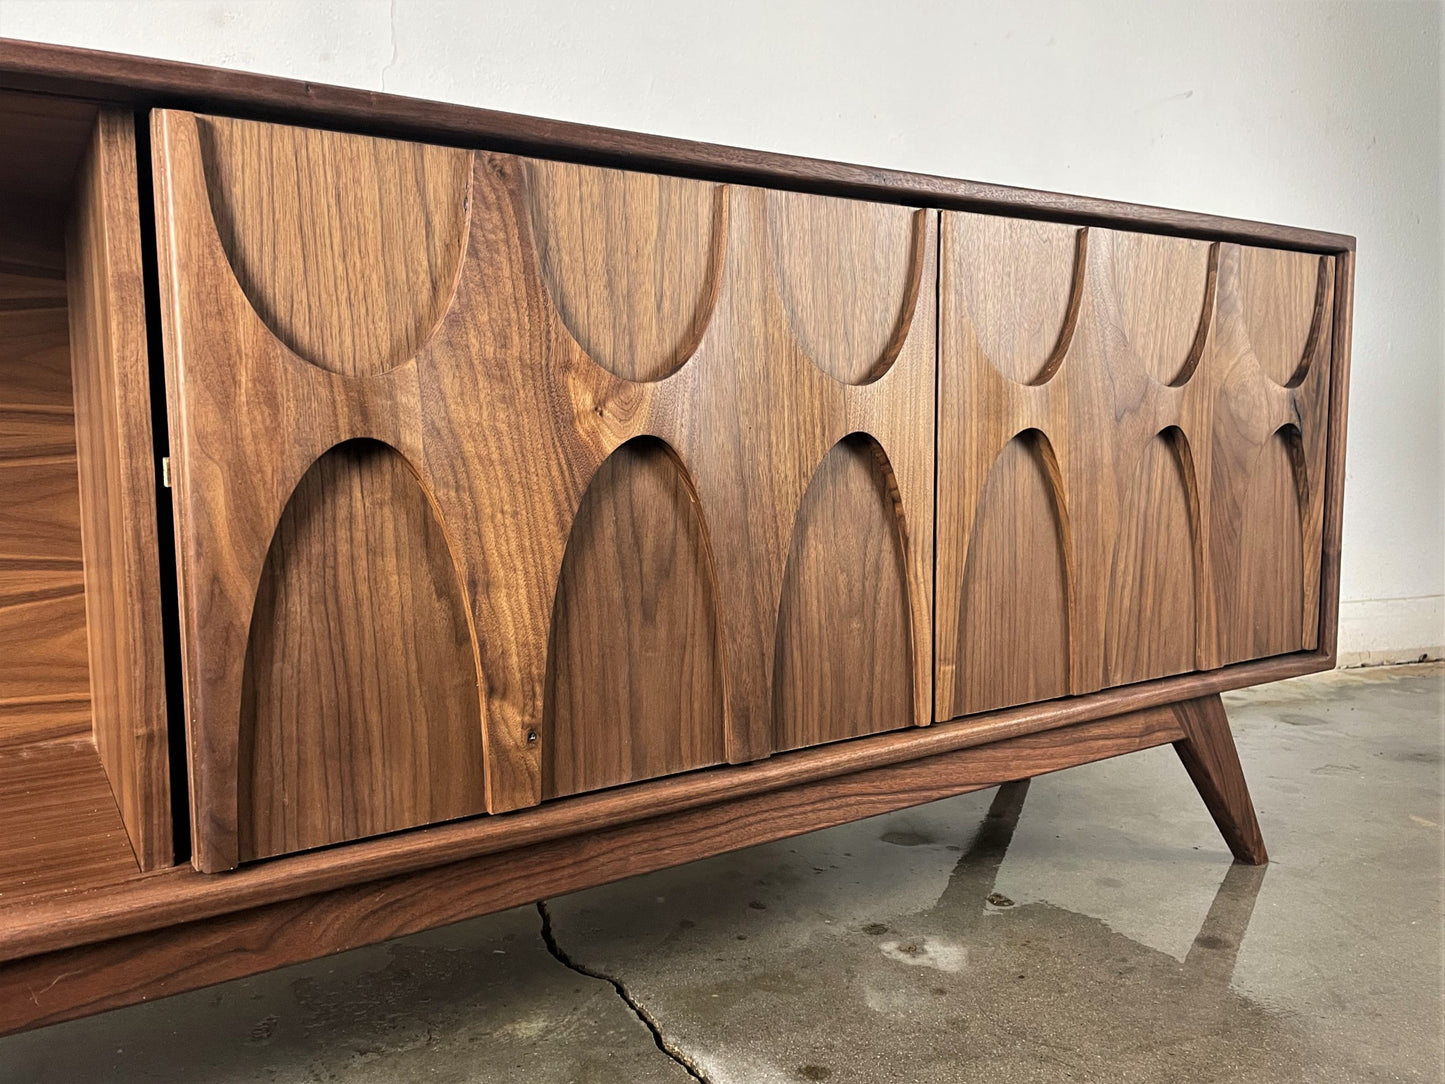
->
[[195, 113, 472, 376], [524, 159, 725, 382]]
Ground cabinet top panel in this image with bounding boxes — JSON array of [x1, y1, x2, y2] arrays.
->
[[0, 36, 1353, 255]]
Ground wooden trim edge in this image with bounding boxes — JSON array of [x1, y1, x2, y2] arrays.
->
[[0, 38, 1354, 254], [0, 704, 1183, 1035], [0, 650, 1325, 964]]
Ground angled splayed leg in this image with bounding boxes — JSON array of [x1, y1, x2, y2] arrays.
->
[[1172, 694, 1268, 865]]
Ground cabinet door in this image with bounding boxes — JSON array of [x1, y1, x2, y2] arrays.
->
[[935, 213, 1335, 721], [152, 111, 935, 870]]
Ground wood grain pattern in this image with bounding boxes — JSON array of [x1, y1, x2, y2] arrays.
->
[[525, 159, 724, 381], [937, 215, 1334, 720], [1172, 694, 1267, 864], [0, 563, 88, 704], [66, 110, 171, 870], [0, 256, 89, 746], [0, 703, 1185, 1036], [954, 431, 1072, 714], [153, 111, 935, 870], [0, 307, 74, 407], [193, 114, 471, 375], [238, 441, 487, 860], [1104, 429, 1197, 685], [772, 435, 913, 749], [0, 736, 139, 907], [544, 438, 725, 798]]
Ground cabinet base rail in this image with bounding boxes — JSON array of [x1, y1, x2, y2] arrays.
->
[[0, 692, 1263, 1036]]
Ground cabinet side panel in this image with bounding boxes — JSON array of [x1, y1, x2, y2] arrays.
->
[[65, 110, 171, 869]]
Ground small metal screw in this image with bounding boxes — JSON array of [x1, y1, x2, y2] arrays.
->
[[526, 729, 538, 744]]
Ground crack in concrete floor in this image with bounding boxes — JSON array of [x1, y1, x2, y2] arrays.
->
[[537, 900, 711, 1082], [0, 663, 1437, 1082]]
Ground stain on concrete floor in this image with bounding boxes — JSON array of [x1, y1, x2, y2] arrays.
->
[[2, 663, 1440, 1083]]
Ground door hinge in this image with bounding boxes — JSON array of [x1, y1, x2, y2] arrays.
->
[[161, 456, 172, 489]]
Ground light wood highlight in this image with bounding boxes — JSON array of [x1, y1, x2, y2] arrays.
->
[[66, 110, 171, 870], [937, 214, 1333, 720], [153, 112, 935, 869]]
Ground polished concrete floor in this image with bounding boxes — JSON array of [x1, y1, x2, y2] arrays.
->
[[3, 663, 1441, 1083]]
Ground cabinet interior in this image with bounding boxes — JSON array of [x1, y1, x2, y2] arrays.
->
[[0, 92, 169, 899]]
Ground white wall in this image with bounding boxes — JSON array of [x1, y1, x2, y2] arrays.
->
[[4, 0, 1440, 664]]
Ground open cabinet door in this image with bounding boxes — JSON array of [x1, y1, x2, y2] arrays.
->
[[152, 110, 936, 872]]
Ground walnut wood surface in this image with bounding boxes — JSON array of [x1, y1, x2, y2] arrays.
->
[[0, 649, 1318, 970], [238, 441, 487, 860], [1172, 694, 1268, 864], [0, 89, 98, 276], [772, 435, 914, 751], [0, 736, 139, 906], [193, 114, 472, 376], [0, 703, 1184, 1035], [937, 215, 1335, 719], [543, 438, 726, 798], [1316, 253, 1354, 660], [66, 111, 171, 870], [154, 110, 935, 870], [0, 260, 88, 743]]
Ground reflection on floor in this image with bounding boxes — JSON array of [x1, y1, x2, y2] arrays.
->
[[1, 662, 1440, 1083]]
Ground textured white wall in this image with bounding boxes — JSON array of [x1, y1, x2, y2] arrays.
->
[[3, 0, 1440, 663]]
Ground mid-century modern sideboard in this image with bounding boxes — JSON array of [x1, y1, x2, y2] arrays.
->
[[0, 39, 1353, 1035]]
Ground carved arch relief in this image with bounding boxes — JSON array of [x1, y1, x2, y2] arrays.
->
[[766, 192, 927, 385], [952, 214, 1084, 386], [1102, 232, 1216, 387], [155, 110, 936, 867], [238, 441, 486, 862], [523, 159, 727, 382], [1104, 428, 1200, 686], [955, 430, 1072, 716], [1218, 426, 1309, 665], [543, 437, 726, 798], [936, 210, 1334, 721], [773, 435, 914, 751], [1238, 247, 1332, 387]]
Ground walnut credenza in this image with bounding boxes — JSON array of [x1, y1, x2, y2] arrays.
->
[[0, 39, 1353, 1034]]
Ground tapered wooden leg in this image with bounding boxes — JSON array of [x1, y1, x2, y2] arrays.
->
[[1172, 694, 1268, 864]]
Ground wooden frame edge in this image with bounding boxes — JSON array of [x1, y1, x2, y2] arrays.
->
[[0, 649, 1326, 964], [0, 704, 1184, 1036], [0, 38, 1354, 254]]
